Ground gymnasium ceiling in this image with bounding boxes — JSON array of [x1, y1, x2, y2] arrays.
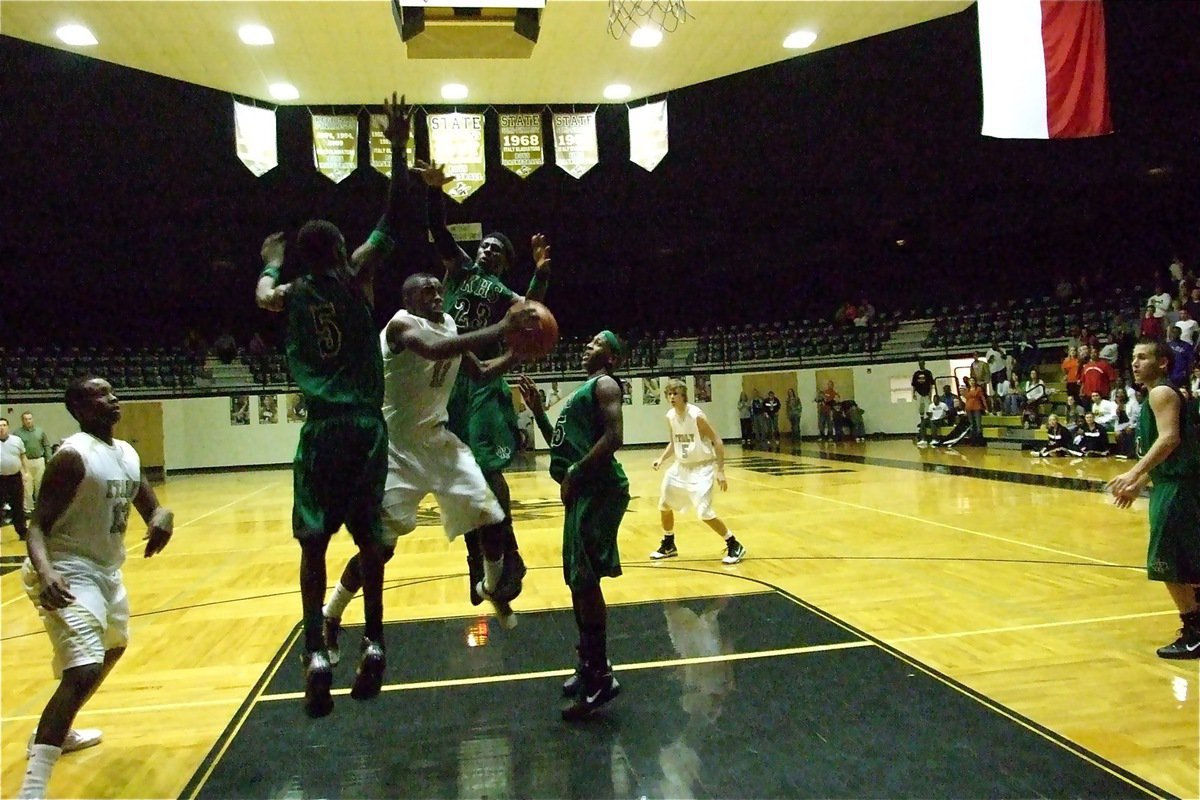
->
[[0, 1, 973, 105]]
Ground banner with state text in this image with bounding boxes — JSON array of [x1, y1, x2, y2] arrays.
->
[[499, 113, 544, 178], [369, 116, 416, 178], [311, 115, 358, 182], [233, 101, 277, 177], [428, 112, 486, 202], [552, 112, 598, 179]]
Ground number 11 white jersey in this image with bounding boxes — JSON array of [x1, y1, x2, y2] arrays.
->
[[381, 311, 462, 444]]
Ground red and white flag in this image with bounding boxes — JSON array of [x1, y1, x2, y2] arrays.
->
[[978, 0, 1111, 139]]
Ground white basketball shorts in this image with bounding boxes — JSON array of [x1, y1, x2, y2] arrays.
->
[[22, 557, 129, 677], [658, 461, 718, 520]]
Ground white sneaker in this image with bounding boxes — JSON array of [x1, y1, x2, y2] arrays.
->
[[916, 440, 928, 447], [27, 728, 103, 758]]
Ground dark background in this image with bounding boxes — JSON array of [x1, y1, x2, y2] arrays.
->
[[2, 1, 1197, 347]]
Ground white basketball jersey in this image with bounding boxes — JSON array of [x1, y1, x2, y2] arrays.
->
[[381, 310, 461, 443], [667, 404, 716, 465], [48, 432, 140, 572]]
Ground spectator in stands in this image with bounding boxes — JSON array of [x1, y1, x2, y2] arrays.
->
[[1110, 311, 1136, 373], [963, 377, 986, 443], [1140, 305, 1162, 340], [840, 400, 866, 442], [1167, 326, 1194, 388], [939, 383, 956, 412], [1061, 346, 1081, 401], [1148, 283, 1173, 334], [213, 331, 238, 364], [998, 373, 1022, 416], [750, 390, 766, 448], [1191, 366, 1200, 397], [854, 298, 875, 328], [736, 392, 752, 446], [969, 353, 991, 412], [984, 341, 1007, 393], [1113, 390, 1137, 458], [1074, 326, 1101, 355], [1062, 394, 1085, 431], [1175, 308, 1199, 347], [1014, 331, 1040, 384], [1071, 412, 1109, 457], [762, 391, 782, 446], [918, 393, 947, 447], [1185, 286, 1200, 324], [930, 398, 972, 448], [1054, 276, 1075, 302], [1022, 368, 1048, 428], [785, 389, 802, 443], [184, 328, 208, 364], [1079, 349, 1117, 411], [1090, 391, 1119, 431], [1035, 414, 1073, 458], [816, 381, 839, 442]]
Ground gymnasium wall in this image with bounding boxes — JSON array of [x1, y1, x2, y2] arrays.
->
[[3, 359, 950, 472]]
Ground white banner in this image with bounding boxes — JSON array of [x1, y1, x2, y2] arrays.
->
[[498, 113, 544, 178], [311, 115, 358, 183], [369, 116, 416, 178], [427, 113, 486, 203], [233, 101, 277, 177], [628, 100, 669, 172], [552, 112, 598, 179]]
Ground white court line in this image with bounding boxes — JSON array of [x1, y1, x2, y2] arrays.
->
[[731, 469, 1123, 567], [257, 639, 876, 702], [889, 608, 1181, 644], [1, 482, 281, 609]]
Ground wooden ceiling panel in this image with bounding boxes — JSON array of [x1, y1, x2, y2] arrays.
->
[[0, 1, 972, 104]]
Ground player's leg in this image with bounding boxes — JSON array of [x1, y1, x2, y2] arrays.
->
[[1149, 485, 1200, 659], [651, 468, 682, 559], [694, 468, 744, 564]]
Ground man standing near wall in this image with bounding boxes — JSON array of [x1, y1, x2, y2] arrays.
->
[[1, 418, 30, 541], [911, 359, 935, 445], [18, 412, 51, 514]]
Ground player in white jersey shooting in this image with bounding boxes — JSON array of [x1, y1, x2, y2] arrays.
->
[[649, 379, 746, 565], [19, 376, 173, 800], [322, 273, 538, 650]]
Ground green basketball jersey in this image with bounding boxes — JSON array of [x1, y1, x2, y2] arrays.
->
[[1135, 382, 1200, 483], [549, 375, 628, 488], [442, 261, 517, 360], [284, 272, 383, 418]]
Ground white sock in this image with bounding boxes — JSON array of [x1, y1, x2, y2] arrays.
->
[[19, 744, 61, 800], [663, 531, 675, 538], [723, 531, 734, 540], [483, 557, 504, 594], [322, 582, 354, 620]]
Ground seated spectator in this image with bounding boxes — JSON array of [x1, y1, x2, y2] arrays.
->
[[939, 384, 956, 412], [1090, 391, 1119, 431], [853, 298, 875, 328], [918, 395, 948, 447], [1112, 390, 1136, 458], [1035, 414, 1073, 457], [840, 400, 866, 442], [1059, 394, 1084, 430], [1022, 368, 1048, 428], [998, 375, 1022, 416], [1070, 413, 1109, 457], [1167, 326, 1195, 388], [930, 398, 973, 448]]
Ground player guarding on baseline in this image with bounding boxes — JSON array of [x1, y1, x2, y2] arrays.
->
[[517, 331, 628, 721], [255, 92, 415, 717], [321, 274, 539, 647], [650, 379, 746, 565], [19, 377, 173, 800], [1106, 338, 1200, 659], [424, 164, 553, 610]]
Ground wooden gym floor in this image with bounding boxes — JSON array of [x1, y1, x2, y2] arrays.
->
[[1, 440, 1197, 799]]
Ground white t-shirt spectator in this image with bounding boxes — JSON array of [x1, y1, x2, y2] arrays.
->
[[984, 347, 1007, 375], [1092, 397, 1119, 429], [1176, 318, 1199, 346], [1148, 291, 1172, 319]]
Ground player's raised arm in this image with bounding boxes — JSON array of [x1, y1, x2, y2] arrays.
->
[[525, 233, 552, 302], [516, 375, 555, 443], [255, 232, 291, 312], [423, 161, 472, 282], [349, 92, 415, 303]]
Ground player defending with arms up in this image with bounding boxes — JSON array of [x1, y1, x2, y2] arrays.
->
[[19, 377, 173, 800], [424, 165, 553, 612], [649, 379, 746, 565], [255, 92, 417, 717], [320, 274, 538, 646], [517, 331, 628, 721], [1107, 338, 1200, 659]]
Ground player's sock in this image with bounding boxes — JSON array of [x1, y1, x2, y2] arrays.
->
[[323, 582, 355, 620], [723, 531, 735, 541], [19, 744, 61, 799], [483, 557, 504, 595]]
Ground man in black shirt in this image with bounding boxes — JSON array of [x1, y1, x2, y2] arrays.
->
[[911, 359, 935, 445]]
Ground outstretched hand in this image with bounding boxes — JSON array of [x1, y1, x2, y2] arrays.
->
[[516, 375, 544, 415], [261, 231, 286, 265], [531, 233, 551, 273], [413, 159, 454, 188], [378, 91, 411, 146]]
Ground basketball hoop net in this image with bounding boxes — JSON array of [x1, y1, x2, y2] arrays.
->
[[608, 0, 692, 40]]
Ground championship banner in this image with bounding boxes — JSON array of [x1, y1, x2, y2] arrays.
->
[[498, 113, 544, 178], [427, 112, 486, 203], [369, 115, 416, 178], [552, 112, 598, 179], [628, 100, 669, 171], [311, 114, 358, 183], [233, 101, 277, 177]]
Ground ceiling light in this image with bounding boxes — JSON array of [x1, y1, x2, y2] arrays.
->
[[630, 27, 663, 48], [783, 30, 818, 49], [441, 83, 469, 100], [269, 82, 299, 101], [238, 24, 274, 46], [603, 84, 631, 100], [56, 24, 98, 46]]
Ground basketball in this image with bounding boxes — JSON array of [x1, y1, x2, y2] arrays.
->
[[505, 300, 559, 359]]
